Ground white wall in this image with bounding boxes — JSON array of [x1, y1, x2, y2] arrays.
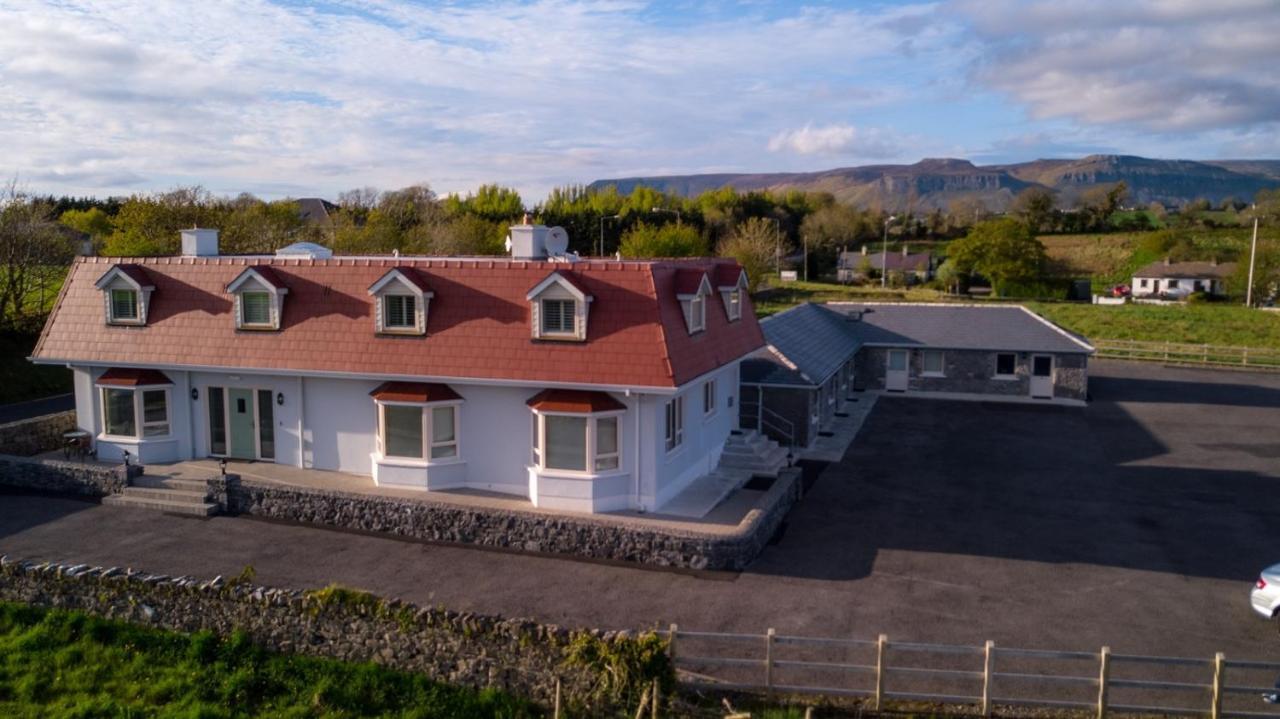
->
[[647, 362, 740, 510], [189, 371, 304, 468]]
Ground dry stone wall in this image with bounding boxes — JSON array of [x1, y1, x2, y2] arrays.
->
[[0, 410, 76, 456], [0, 454, 137, 497]]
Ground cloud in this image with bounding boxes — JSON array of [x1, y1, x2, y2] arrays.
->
[[954, 0, 1280, 133], [767, 124, 904, 158]]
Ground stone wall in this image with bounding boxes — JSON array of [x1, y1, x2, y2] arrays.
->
[[217, 467, 803, 572], [0, 555, 667, 714], [755, 386, 814, 448], [0, 410, 77, 456], [0, 454, 138, 497], [856, 347, 1089, 401]]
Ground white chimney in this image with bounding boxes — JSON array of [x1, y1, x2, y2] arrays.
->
[[181, 228, 219, 257], [508, 216, 550, 260]]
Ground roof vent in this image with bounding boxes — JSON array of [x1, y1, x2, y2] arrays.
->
[[275, 241, 334, 259], [180, 228, 219, 257]]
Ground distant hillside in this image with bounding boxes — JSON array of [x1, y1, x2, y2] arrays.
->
[[588, 155, 1280, 211]]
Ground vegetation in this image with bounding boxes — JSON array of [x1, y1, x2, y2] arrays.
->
[[0, 601, 536, 718], [946, 218, 1047, 296], [1026, 302, 1280, 348], [0, 333, 71, 404]]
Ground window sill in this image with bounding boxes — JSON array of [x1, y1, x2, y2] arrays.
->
[[533, 334, 586, 342], [97, 433, 175, 444], [992, 375, 1019, 381], [921, 372, 946, 378], [529, 465, 627, 480], [377, 328, 425, 336], [373, 453, 465, 469], [236, 325, 279, 332]]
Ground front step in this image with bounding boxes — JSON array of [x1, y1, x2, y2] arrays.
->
[[120, 486, 210, 502], [131, 475, 209, 492], [103, 494, 219, 517]]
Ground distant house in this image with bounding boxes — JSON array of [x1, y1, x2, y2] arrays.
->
[[295, 198, 339, 228], [837, 245, 933, 283], [740, 303, 1093, 448], [1132, 259, 1236, 297]]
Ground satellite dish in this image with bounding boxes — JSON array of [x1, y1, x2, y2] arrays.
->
[[545, 227, 569, 255], [504, 234, 512, 253]]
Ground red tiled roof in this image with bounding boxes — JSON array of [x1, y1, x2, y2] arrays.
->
[[114, 264, 155, 289], [526, 388, 626, 413], [369, 267, 432, 294], [674, 268, 709, 297], [531, 270, 591, 299], [369, 381, 461, 403], [34, 256, 764, 390], [96, 368, 172, 386], [714, 264, 747, 289], [227, 265, 287, 292]]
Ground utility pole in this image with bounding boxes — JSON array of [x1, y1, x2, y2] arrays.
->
[[598, 214, 619, 257], [881, 215, 896, 288], [803, 235, 808, 282], [1246, 209, 1259, 307]]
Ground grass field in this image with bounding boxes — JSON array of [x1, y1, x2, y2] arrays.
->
[[754, 279, 945, 317], [1026, 302, 1280, 349], [0, 601, 536, 718]]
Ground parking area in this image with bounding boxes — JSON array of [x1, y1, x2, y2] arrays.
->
[[2, 360, 1278, 659]]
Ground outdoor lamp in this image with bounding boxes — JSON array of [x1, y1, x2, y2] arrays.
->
[[276, 392, 284, 406]]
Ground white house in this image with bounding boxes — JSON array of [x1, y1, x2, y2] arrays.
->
[[1132, 258, 1236, 297], [32, 225, 765, 514]]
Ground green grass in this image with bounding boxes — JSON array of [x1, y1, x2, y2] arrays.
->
[[0, 601, 538, 718], [1027, 302, 1280, 348], [754, 279, 945, 317], [0, 333, 71, 406]]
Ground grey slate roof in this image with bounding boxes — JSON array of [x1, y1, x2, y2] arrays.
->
[[832, 303, 1094, 354], [1133, 260, 1237, 279], [744, 302, 1092, 388]]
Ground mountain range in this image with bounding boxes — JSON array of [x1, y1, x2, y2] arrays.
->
[[587, 155, 1280, 212]]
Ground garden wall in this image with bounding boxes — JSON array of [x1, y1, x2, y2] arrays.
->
[[0, 410, 76, 456], [0, 454, 137, 497], [0, 554, 669, 714]]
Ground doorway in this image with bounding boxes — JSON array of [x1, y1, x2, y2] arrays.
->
[[886, 350, 909, 392], [208, 386, 275, 461], [1030, 355, 1054, 399]]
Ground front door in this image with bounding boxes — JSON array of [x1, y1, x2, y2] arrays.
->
[[1030, 355, 1054, 399], [227, 388, 257, 459], [886, 350, 909, 392]]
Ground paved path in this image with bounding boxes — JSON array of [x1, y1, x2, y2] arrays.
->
[[0, 393, 73, 424], [1, 361, 1278, 664]]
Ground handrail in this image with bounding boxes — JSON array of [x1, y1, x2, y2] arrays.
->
[[759, 405, 796, 448]]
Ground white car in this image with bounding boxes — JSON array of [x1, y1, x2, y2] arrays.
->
[[1251, 564, 1280, 621]]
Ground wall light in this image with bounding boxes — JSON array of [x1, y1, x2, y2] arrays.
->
[[190, 387, 199, 401], [276, 392, 284, 406]]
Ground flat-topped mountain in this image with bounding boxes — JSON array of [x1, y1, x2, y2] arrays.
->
[[588, 155, 1280, 210]]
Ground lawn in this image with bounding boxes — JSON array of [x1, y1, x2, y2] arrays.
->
[[753, 279, 945, 317], [0, 601, 536, 718], [1027, 302, 1280, 348]]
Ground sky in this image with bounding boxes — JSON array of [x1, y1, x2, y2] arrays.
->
[[2, 0, 1278, 203]]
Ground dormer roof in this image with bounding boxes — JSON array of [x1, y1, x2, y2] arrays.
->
[[94, 264, 154, 291], [674, 269, 711, 299], [368, 266, 434, 296], [525, 271, 593, 302], [226, 265, 288, 294], [714, 265, 748, 290]]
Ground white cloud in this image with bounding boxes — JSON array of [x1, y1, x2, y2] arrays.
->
[[767, 124, 904, 158]]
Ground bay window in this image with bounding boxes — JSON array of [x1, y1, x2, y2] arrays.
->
[[377, 401, 460, 462], [531, 412, 621, 474], [99, 386, 170, 439]]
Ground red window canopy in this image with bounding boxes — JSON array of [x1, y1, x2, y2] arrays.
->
[[369, 381, 461, 403], [526, 389, 626, 413], [96, 368, 172, 386]]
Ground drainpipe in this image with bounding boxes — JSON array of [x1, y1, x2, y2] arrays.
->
[[185, 371, 195, 459], [631, 392, 643, 511], [297, 376, 306, 468]]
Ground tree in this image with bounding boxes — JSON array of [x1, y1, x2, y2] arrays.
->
[[717, 217, 776, 291], [444, 184, 524, 222], [947, 218, 1046, 295], [1009, 187, 1055, 233], [0, 180, 78, 327], [618, 222, 706, 258], [59, 207, 113, 245], [933, 259, 960, 294]]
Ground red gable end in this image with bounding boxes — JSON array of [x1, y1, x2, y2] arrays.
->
[[34, 256, 764, 390]]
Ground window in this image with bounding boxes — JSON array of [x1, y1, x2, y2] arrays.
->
[[922, 350, 945, 376], [109, 289, 139, 323], [665, 396, 684, 451], [595, 416, 618, 471], [100, 386, 169, 439], [377, 402, 460, 462], [541, 298, 575, 335], [726, 289, 741, 321], [688, 294, 705, 333], [209, 388, 227, 455], [257, 389, 275, 460], [383, 295, 416, 330], [545, 415, 587, 471], [241, 291, 272, 326], [1139, 279, 1149, 288], [703, 380, 716, 416], [995, 352, 1017, 378], [532, 413, 620, 473]]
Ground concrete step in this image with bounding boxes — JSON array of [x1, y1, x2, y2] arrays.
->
[[120, 486, 210, 503], [132, 475, 209, 492], [103, 494, 219, 517]]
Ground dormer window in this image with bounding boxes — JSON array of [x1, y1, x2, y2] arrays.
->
[[716, 265, 749, 322], [675, 269, 712, 335], [95, 265, 154, 326], [368, 267, 432, 335], [226, 266, 288, 331], [526, 272, 592, 342]]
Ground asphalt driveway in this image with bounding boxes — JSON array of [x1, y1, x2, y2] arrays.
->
[[2, 360, 1278, 661]]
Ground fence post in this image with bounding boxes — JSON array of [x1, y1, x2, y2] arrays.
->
[[982, 640, 995, 717], [1211, 653, 1224, 719], [765, 628, 775, 697], [875, 634, 887, 711], [651, 677, 660, 719], [554, 678, 562, 719], [668, 623, 678, 664], [1096, 646, 1111, 719]]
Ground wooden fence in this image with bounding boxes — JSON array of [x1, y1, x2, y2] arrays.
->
[[670, 626, 1280, 719], [1093, 340, 1280, 371]]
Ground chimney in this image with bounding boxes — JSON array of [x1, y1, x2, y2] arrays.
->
[[860, 244, 867, 256], [902, 243, 909, 258], [1210, 257, 1218, 267], [508, 218, 549, 260], [180, 228, 219, 257], [1163, 257, 1171, 267]]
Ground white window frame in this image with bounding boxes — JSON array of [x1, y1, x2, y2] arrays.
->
[[97, 384, 171, 441], [108, 288, 140, 324], [530, 410, 623, 475], [540, 298, 577, 337], [921, 350, 946, 377], [375, 400, 462, 466], [381, 293, 417, 331], [994, 352, 1018, 379], [688, 294, 706, 333], [664, 396, 684, 452], [527, 273, 591, 342], [726, 288, 741, 321], [703, 379, 717, 417], [239, 290, 273, 328]]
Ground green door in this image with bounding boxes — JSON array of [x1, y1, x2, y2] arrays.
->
[[227, 388, 257, 459]]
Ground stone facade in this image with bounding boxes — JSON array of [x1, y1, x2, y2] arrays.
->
[[0, 410, 77, 456], [750, 386, 815, 448], [855, 347, 1088, 402], [0, 554, 667, 713], [213, 467, 802, 572], [0, 454, 138, 497]]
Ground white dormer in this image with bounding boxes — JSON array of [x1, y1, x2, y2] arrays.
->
[[95, 264, 155, 326], [676, 270, 711, 334], [226, 266, 288, 331], [526, 271, 592, 341], [716, 267, 749, 322], [368, 267, 433, 335]]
